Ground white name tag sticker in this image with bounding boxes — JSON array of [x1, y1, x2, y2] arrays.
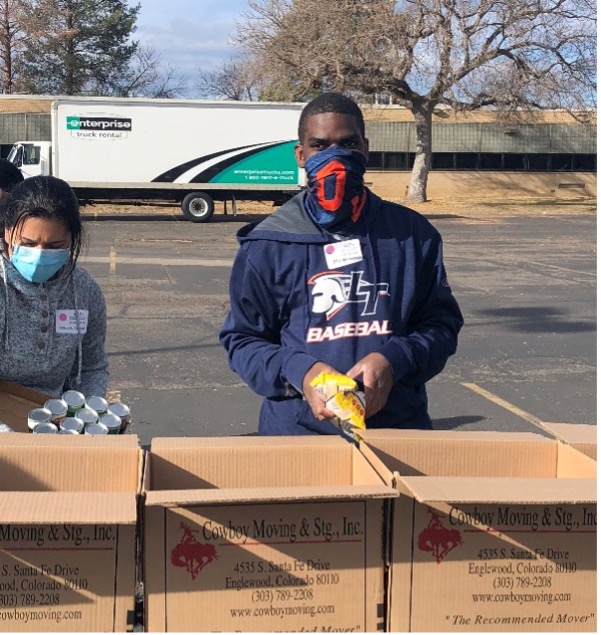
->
[[56, 309, 88, 334], [324, 239, 363, 269]]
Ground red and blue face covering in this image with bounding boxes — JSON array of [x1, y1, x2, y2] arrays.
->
[[304, 145, 368, 229]]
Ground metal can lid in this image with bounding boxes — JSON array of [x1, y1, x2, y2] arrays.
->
[[99, 413, 122, 431], [44, 399, 68, 415], [33, 422, 58, 434], [108, 402, 130, 418], [84, 422, 109, 435], [62, 390, 86, 408], [60, 417, 84, 433], [77, 408, 99, 425], [86, 396, 109, 413], [59, 428, 80, 435], [28, 407, 53, 423]]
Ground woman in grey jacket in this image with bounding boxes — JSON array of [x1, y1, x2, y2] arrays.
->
[[0, 175, 108, 397]]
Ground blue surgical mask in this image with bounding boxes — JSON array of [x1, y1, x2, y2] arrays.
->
[[304, 145, 368, 228], [10, 244, 70, 283]]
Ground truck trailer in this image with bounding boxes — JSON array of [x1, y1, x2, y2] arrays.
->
[[7, 97, 305, 222]]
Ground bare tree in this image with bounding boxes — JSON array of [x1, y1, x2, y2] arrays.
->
[[235, 0, 597, 202], [0, 0, 26, 93], [195, 58, 259, 100], [99, 43, 186, 97]]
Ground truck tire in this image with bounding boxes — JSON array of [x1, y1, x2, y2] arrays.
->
[[181, 192, 215, 222]]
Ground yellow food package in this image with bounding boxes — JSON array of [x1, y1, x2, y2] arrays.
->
[[309, 372, 366, 438], [310, 372, 358, 398], [326, 391, 366, 430]]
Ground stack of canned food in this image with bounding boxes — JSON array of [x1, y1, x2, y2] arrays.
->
[[27, 390, 131, 435]]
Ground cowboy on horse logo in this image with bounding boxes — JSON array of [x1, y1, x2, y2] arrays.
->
[[171, 522, 218, 580], [417, 508, 462, 564]]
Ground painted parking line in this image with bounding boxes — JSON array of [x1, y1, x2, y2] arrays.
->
[[81, 256, 233, 267], [106, 389, 121, 403], [109, 245, 117, 275], [461, 382, 557, 435], [519, 259, 596, 278]]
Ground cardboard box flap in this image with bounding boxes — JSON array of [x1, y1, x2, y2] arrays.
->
[[0, 380, 49, 431], [0, 433, 140, 448], [0, 444, 143, 492], [145, 483, 397, 507], [145, 438, 382, 490], [398, 476, 596, 504], [544, 423, 596, 440], [150, 436, 348, 450], [0, 491, 137, 523], [548, 424, 597, 460], [0, 379, 50, 404], [557, 443, 597, 477], [359, 431, 559, 477], [359, 429, 545, 442]]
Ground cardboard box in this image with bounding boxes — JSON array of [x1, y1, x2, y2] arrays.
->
[[143, 436, 397, 632], [542, 423, 597, 460], [359, 430, 597, 632], [0, 434, 143, 631], [0, 380, 50, 433]]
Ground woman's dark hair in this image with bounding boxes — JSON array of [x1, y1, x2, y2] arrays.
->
[[0, 158, 24, 192], [0, 175, 83, 267], [298, 92, 366, 141]]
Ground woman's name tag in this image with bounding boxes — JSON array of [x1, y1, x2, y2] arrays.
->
[[56, 309, 89, 334]]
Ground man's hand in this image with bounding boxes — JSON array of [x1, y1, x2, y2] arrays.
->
[[346, 352, 394, 419], [302, 361, 340, 420]]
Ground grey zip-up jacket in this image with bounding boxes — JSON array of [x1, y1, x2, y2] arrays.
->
[[0, 255, 108, 397]]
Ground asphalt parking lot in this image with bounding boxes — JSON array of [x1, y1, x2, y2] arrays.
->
[[79, 205, 596, 447]]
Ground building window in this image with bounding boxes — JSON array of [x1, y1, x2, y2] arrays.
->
[[550, 154, 573, 171], [573, 154, 596, 171], [456, 153, 479, 169], [480, 154, 503, 170], [527, 154, 549, 171], [367, 152, 384, 169], [504, 154, 527, 170], [383, 152, 412, 169], [432, 153, 455, 169], [369, 152, 595, 172]]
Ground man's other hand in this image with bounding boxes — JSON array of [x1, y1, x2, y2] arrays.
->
[[347, 352, 393, 418]]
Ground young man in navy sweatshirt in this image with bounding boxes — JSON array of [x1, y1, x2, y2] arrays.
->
[[220, 92, 463, 436]]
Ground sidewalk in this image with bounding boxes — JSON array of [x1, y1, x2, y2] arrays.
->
[[405, 195, 596, 219], [81, 195, 596, 220]]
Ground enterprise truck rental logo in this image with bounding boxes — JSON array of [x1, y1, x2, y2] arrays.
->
[[66, 115, 132, 139]]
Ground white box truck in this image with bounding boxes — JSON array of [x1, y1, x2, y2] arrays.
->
[[7, 97, 304, 222]]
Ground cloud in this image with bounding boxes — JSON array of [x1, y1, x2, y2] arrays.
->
[[129, 0, 247, 79]]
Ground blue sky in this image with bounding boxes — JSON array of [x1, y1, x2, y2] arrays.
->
[[129, 0, 249, 93]]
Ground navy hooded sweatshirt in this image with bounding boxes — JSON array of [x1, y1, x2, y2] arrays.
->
[[219, 190, 463, 436]]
